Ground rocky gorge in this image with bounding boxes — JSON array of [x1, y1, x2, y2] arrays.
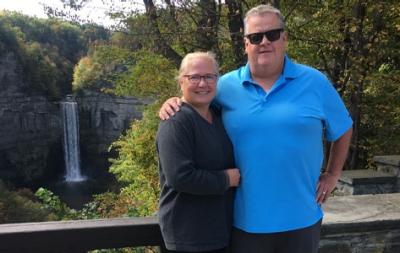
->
[[0, 51, 152, 190]]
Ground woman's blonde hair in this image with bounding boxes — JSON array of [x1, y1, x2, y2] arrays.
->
[[178, 51, 220, 78]]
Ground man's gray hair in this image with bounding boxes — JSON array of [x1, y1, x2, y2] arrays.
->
[[244, 5, 285, 35]]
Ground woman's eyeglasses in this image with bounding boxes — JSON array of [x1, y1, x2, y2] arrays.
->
[[245, 28, 284, 44], [183, 75, 218, 84]]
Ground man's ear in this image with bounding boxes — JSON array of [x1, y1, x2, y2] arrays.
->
[[282, 31, 288, 42], [282, 31, 288, 49], [244, 37, 249, 52]]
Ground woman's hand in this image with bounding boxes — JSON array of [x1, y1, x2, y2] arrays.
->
[[227, 168, 241, 187]]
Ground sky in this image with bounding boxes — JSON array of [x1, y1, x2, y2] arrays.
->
[[1, 0, 145, 26], [2, 0, 61, 19]]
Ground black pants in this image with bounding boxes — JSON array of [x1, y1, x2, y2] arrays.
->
[[230, 218, 322, 253]]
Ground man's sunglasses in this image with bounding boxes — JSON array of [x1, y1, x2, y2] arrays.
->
[[245, 29, 284, 44]]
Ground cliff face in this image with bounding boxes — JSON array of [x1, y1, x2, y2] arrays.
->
[[76, 89, 153, 178], [0, 52, 63, 187], [0, 51, 151, 188]]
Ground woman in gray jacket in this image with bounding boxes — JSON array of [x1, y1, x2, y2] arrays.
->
[[156, 51, 240, 253]]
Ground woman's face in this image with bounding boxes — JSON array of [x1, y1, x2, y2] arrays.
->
[[179, 56, 218, 108]]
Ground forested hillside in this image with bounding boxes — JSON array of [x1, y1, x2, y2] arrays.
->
[[0, 11, 109, 99]]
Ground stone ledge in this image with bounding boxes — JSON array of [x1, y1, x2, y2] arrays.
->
[[320, 194, 400, 252], [322, 193, 400, 235], [339, 170, 396, 185], [374, 155, 400, 167], [336, 169, 397, 196]]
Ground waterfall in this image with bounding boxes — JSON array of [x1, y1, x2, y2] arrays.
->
[[61, 101, 86, 182]]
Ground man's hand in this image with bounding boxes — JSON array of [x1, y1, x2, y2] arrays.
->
[[159, 97, 183, 120], [316, 171, 340, 205], [317, 127, 352, 205]]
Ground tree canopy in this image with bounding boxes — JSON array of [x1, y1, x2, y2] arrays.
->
[[0, 10, 109, 99]]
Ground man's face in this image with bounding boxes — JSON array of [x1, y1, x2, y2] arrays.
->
[[244, 12, 287, 74]]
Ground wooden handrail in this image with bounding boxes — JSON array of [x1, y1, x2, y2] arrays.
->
[[0, 216, 167, 253], [3, 193, 400, 253]]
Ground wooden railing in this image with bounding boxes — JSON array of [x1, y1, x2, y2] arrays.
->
[[2, 192, 400, 252], [0, 216, 167, 253]]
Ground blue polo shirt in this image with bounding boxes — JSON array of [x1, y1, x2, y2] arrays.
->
[[215, 55, 353, 233]]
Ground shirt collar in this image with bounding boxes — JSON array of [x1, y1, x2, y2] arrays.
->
[[241, 54, 297, 86]]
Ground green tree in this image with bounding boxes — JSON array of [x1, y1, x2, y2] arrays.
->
[[0, 181, 57, 223], [109, 103, 162, 216], [0, 11, 109, 99], [282, 0, 400, 169]]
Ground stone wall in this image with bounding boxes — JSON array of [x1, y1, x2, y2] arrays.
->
[[320, 193, 400, 253], [320, 156, 400, 252], [375, 155, 400, 192], [336, 155, 400, 196]]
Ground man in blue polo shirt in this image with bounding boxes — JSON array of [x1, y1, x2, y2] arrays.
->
[[159, 4, 353, 253]]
